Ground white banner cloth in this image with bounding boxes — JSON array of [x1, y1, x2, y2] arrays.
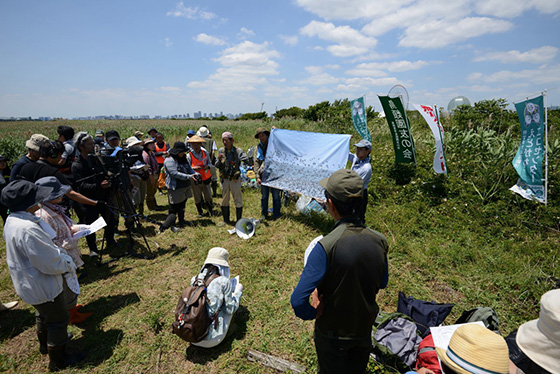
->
[[413, 104, 447, 174], [261, 129, 351, 200]]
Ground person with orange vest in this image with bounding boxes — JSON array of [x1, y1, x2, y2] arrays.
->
[[187, 135, 214, 217], [154, 132, 170, 194]]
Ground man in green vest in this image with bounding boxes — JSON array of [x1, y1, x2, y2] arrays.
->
[[291, 169, 389, 374]]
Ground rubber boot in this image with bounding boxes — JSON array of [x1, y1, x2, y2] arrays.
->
[[221, 206, 230, 224], [212, 181, 218, 197], [177, 209, 186, 227], [38, 328, 48, 355], [38, 329, 73, 355], [68, 307, 92, 325], [236, 207, 243, 222], [48, 344, 85, 372], [206, 201, 214, 216], [195, 203, 204, 218]]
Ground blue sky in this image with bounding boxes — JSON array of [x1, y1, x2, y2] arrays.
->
[[1, 0, 559, 118]]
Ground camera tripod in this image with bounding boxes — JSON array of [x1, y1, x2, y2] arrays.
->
[[99, 178, 155, 263]]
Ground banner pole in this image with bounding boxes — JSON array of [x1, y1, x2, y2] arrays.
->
[[544, 90, 549, 205]]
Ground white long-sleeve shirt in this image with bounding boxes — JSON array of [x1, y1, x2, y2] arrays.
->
[[190, 268, 242, 348], [4, 211, 75, 305]]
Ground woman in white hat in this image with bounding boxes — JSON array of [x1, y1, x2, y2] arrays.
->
[[34, 176, 92, 325], [507, 289, 559, 374], [190, 247, 243, 348]]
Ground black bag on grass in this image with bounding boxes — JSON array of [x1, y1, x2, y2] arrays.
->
[[397, 292, 454, 335]]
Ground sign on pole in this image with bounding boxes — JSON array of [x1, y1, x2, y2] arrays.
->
[[378, 95, 416, 164], [350, 97, 371, 141], [510, 95, 546, 203]]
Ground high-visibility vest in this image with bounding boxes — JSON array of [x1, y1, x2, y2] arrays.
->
[[189, 149, 211, 181], [155, 142, 169, 164]]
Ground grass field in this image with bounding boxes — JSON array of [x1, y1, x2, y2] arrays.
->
[[0, 118, 558, 373]]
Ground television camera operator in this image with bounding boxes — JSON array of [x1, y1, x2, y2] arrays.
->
[[72, 132, 117, 256]]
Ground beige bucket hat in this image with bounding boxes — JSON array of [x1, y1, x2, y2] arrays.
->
[[516, 289, 560, 374]]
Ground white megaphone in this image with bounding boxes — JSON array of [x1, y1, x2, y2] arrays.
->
[[232, 218, 260, 239]]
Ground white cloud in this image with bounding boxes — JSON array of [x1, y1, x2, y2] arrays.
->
[[399, 17, 512, 49], [301, 73, 340, 86], [296, 0, 414, 21], [300, 21, 377, 56], [279, 34, 299, 46], [239, 27, 255, 39], [474, 46, 559, 64], [187, 41, 281, 94], [159, 86, 181, 92], [475, 0, 560, 18], [467, 64, 560, 85], [305, 65, 338, 74], [348, 60, 433, 76], [164, 38, 173, 48], [194, 33, 226, 46], [361, 0, 471, 37], [166, 2, 217, 20], [468, 85, 503, 92]]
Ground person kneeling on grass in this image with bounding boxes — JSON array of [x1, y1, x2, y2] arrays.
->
[[191, 247, 243, 348], [1, 180, 85, 371]]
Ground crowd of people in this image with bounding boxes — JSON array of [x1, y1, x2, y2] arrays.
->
[[0, 124, 557, 373]]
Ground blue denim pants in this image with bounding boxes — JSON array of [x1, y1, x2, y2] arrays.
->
[[260, 185, 281, 218]]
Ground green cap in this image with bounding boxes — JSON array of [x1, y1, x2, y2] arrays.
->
[[319, 169, 363, 202]]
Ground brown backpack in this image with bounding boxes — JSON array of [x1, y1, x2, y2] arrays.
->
[[172, 272, 220, 343]]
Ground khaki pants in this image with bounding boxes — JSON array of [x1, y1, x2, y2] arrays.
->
[[221, 178, 242, 208], [192, 181, 213, 205]]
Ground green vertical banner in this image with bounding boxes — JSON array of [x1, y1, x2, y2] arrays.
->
[[378, 95, 416, 164], [350, 97, 371, 141], [510, 95, 545, 203]]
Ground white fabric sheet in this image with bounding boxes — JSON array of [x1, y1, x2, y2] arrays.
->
[[261, 129, 351, 200]]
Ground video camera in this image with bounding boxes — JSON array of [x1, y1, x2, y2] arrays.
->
[[98, 145, 144, 187]]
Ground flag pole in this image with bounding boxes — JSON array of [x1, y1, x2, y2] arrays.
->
[[544, 90, 548, 205]]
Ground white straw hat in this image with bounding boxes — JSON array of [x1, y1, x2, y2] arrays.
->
[[203, 247, 229, 268], [435, 324, 509, 374], [516, 289, 560, 374]]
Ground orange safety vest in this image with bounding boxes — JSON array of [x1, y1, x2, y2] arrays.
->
[[155, 142, 169, 164], [189, 149, 211, 181]]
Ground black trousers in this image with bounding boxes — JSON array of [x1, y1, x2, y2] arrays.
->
[[314, 330, 372, 374]]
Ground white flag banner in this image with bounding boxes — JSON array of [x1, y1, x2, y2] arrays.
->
[[413, 104, 447, 174], [262, 129, 351, 200]]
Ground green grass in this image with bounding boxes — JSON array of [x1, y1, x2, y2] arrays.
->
[[0, 118, 558, 373]]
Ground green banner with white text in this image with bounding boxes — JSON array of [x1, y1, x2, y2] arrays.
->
[[510, 95, 545, 202], [379, 95, 416, 164], [350, 97, 371, 141]]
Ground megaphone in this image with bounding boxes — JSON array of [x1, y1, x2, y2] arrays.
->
[[233, 218, 260, 239]]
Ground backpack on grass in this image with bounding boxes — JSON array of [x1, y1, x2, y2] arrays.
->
[[371, 312, 423, 372], [172, 271, 220, 343], [454, 306, 500, 332]]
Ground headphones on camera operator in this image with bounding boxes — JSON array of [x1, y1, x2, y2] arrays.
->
[[40, 140, 63, 159]]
